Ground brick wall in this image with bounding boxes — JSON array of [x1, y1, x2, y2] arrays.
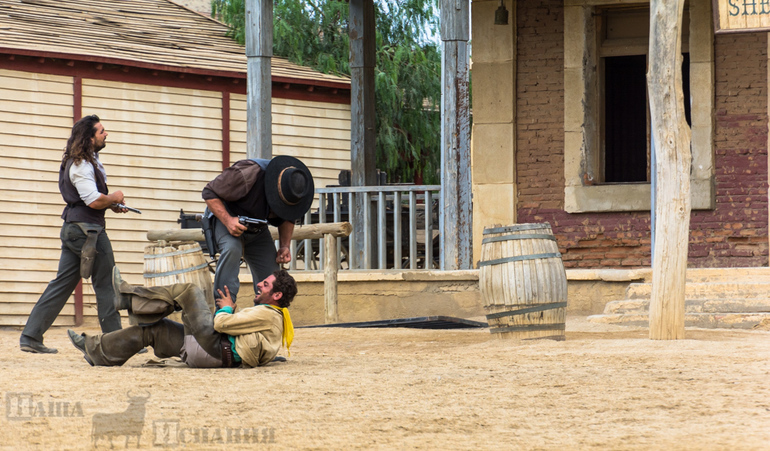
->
[[514, 1, 768, 268]]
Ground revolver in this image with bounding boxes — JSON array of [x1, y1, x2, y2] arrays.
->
[[238, 216, 268, 233], [113, 203, 142, 214]]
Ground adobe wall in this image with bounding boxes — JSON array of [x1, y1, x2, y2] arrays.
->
[[512, 1, 768, 269]]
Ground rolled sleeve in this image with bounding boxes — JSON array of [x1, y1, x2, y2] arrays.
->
[[202, 160, 262, 201], [70, 160, 101, 206]]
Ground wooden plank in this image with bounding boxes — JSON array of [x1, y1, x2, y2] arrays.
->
[[272, 124, 351, 140], [95, 137, 221, 155], [273, 97, 351, 112], [0, 87, 73, 106], [99, 120, 223, 141], [268, 147, 351, 163], [85, 78, 224, 98], [0, 315, 75, 327], [0, 69, 72, 84], [271, 114, 351, 132], [0, 155, 219, 181], [231, 95, 352, 118], [0, 146, 64, 161], [0, 77, 73, 97], [230, 131, 351, 151], [85, 99, 224, 120], [0, 302, 78, 314], [0, 136, 68, 152], [0, 110, 72, 128], [88, 110, 223, 133], [83, 85, 223, 109]]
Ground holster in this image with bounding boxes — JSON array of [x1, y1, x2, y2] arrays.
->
[[76, 223, 103, 280], [201, 208, 218, 259], [220, 334, 238, 368]]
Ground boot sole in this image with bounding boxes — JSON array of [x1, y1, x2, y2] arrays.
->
[[20, 344, 58, 354], [67, 331, 94, 366]]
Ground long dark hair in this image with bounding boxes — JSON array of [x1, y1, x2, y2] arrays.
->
[[62, 114, 100, 165]]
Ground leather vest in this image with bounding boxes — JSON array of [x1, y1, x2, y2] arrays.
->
[[59, 158, 109, 227]]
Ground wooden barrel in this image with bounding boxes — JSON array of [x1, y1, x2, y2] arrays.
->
[[479, 223, 567, 340], [143, 241, 215, 318]]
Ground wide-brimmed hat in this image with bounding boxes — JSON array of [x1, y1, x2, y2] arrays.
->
[[264, 155, 315, 221]]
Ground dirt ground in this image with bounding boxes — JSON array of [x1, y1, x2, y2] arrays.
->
[[1, 317, 769, 450]]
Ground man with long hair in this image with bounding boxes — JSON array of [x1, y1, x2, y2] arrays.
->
[[67, 269, 297, 368], [20, 115, 130, 353]]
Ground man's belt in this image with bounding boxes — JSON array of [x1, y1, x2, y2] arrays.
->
[[220, 334, 238, 368]]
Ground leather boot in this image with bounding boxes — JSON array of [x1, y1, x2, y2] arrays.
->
[[83, 320, 185, 366], [84, 326, 146, 366], [112, 266, 133, 311]]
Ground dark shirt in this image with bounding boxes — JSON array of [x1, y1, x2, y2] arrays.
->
[[202, 159, 285, 225]]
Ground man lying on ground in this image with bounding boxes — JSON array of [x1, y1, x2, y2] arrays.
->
[[67, 267, 296, 368]]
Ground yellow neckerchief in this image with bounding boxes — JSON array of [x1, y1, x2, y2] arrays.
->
[[265, 304, 294, 355]]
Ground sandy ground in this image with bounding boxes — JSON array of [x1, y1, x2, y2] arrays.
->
[[1, 318, 769, 450]]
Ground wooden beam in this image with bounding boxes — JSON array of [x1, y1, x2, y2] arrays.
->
[[324, 234, 339, 323], [440, 0, 472, 270], [222, 91, 230, 170], [647, 0, 690, 340], [146, 222, 353, 242], [349, 0, 377, 268], [245, 0, 272, 159]]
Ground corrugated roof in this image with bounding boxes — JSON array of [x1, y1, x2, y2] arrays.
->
[[0, 0, 349, 87]]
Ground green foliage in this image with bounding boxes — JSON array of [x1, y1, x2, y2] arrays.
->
[[212, 0, 442, 184]]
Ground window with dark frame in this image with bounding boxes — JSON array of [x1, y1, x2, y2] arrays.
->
[[599, 6, 691, 184]]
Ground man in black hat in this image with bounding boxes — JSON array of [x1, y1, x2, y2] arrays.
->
[[202, 156, 314, 302]]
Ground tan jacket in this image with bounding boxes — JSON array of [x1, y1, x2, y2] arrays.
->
[[213, 304, 283, 367]]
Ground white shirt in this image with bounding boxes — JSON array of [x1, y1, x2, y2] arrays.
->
[[69, 156, 107, 206]]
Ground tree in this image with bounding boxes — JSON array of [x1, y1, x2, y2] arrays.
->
[[212, 0, 442, 184]]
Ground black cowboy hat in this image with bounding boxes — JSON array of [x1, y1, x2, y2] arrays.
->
[[264, 155, 315, 221]]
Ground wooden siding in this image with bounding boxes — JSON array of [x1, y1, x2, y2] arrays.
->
[[80, 79, 224, 314], [0, 69, 74, 325], [0, 69, 351, 326], [229, 94, 352, 194]]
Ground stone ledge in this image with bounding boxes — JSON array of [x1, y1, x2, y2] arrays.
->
[[566, 268, 652, 282]]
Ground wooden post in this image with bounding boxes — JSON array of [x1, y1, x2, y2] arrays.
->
[[349, 0, 377, 268], [647, 0, 690, 340], [324, 233, 339, 323], [245, 0, 272, 159], [440, 0, 472, 270]]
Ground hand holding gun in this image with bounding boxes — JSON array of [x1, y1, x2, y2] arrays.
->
[[238, 216, 268, 233], [112, 203, 142, 214]]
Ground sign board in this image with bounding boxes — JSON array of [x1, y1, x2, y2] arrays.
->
[[713, 0, 770, 33]]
